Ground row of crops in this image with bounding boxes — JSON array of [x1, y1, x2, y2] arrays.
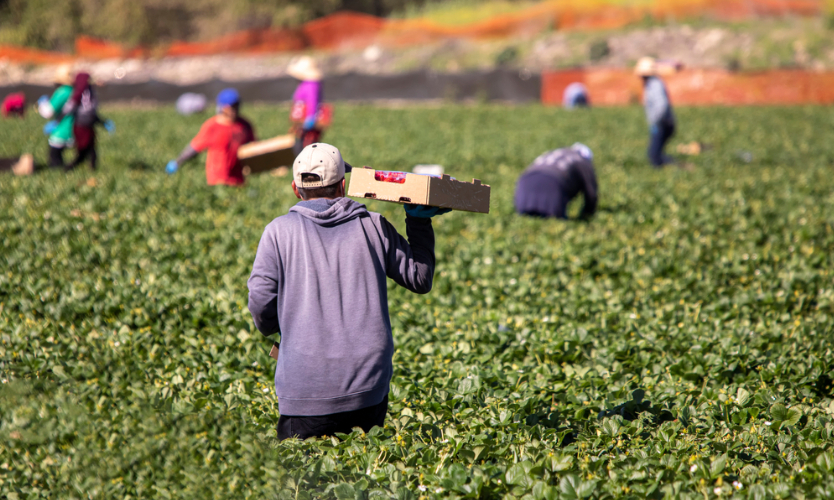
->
[[1, 104, 833, 498]]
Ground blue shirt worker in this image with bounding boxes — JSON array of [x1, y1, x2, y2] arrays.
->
[[247, 143, 450, 440], [635, 57, 676, 167], [514, 143, 598, 220], [563, 82, 590, 109]]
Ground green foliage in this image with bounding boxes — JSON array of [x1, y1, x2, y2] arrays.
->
[[588, 39, 610, 62], [1, 103, 834, 498], [0, 0, 82, 50], [0, 0, 434, 49], [494, 46, 519, 66], [390, 0, 541, 26]]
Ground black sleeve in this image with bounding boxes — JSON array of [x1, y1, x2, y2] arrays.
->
[[379, 215, 436, 294], [175, 145, 199, 166], [576, 160, 598, 219]]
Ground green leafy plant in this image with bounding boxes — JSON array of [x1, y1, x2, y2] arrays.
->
[[1, 104, 833, 498]]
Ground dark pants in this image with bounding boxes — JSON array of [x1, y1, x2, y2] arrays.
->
[[0, 158, 17, 171], [69, 145, 97, 171], [648, 122, 676, 167], [293, 128, 323, 156], [68, 125, 97, 171], [48, 145, 65, 168], [277, 394, 388, 441]]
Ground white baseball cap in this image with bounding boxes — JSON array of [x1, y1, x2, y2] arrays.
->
[[293, 143, 353, 188]]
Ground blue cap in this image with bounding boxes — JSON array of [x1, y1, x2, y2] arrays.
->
[[216, 88, 240, 107]]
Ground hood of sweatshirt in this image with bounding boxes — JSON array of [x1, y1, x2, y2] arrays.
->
[[289, 197, 368, 227]]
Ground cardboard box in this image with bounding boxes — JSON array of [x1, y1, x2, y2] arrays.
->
[[348, 167, 490, 214], [238, 134, 296, 175]]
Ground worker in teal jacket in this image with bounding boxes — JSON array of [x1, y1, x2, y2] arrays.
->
[[37, 65, 76, 168]]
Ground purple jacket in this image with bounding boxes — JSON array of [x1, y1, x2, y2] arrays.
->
[[292, 80, 322, 122]]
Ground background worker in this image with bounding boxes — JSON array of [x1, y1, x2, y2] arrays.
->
[[37, 65, 76, 168], [2, 92, 26, 118], [62, 72, 114, 171], [248, 143, 449, 440], [635, 57, 677, 168], [175, 92, 207, 116], [514, 143, 598, 220], [563, 82, 590, 109], [166, 88, 255, 186], [288, 56, 324, 156]]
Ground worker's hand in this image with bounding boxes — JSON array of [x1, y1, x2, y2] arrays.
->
[[302, 117, 316, 131], [165, 160, 179, 175], [43, 121, 57, 136], [404, 204, 452, 218], [104, 120, 115, 134], [650, 124, 659, 135]]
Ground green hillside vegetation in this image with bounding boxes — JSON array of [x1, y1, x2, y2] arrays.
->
[[1, 103, 833, 498], [0, 0, 431, 50], [391, 0, 541, 25], [2, 0, 834, 74]]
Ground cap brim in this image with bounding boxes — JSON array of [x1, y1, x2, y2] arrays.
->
[[344, 162, 353, 173]]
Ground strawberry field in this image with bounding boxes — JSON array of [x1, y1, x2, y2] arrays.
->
[[1, 103, 833, 499]]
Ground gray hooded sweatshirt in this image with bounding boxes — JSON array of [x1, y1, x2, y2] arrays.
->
[[247, 197, 435, 416]]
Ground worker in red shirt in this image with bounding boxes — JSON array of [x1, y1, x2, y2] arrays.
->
[[166, 88, 255, 186], [1, 92, 26, 118]]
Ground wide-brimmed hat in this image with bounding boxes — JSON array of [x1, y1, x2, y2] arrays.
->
[[54, 64, 74, 86], [287, 56, 322, 81], [634, 57, 657, 77]]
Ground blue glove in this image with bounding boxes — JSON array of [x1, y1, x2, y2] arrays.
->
[[37, 95, 50, 106], [165, 160, 179, 175], [302, 117, 316, 131], [104, 120, 115, 134], [43, 121, 57, 136], [650, 124, 659, 135], [404, 204, 452, 218]]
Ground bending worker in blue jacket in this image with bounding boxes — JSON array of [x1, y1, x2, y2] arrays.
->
[[635, 57, 676, 168], [247, 143, 449, 440], [514, 143, 598, 220]]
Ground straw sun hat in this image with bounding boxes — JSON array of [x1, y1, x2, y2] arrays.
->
[[287, 56, 322, 81], [54, 64, 74, 85], [634, 57, 657, 77], [635, 57, 682, 76]]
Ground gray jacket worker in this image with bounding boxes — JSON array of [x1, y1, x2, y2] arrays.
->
[[247, 143, 449, 440], [635, 57, 677, 167], [514, 143, 598, 220]]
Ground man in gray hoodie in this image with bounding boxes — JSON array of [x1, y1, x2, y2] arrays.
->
[[635, 57, 677, 168], [247, 143, 448, 440]]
